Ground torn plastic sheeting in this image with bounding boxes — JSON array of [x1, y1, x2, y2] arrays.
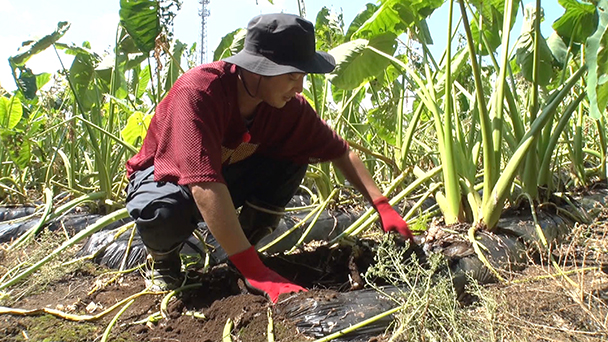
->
[[445, 232, 527, 294], [0, 213, 132, 244], [0, 206, 36, 222], [497, 211, 570, 249], [278, 286, 405, 341], [0, 219, 41, 243], [79, 208, 359, 270]]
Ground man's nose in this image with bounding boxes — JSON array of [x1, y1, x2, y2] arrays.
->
[[295, 76, 304, 93]]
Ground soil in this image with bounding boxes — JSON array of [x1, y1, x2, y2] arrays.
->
[[1, 208, 608, 341], [0, 238, 385, 342]]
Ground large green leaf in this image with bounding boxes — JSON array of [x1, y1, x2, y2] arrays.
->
[[584, 0, 608, 119], [352, 0, 442, 39], [345, 3, 379, 41], [315, 7, 345, 50], [0, 96, 23, 129], [121, 111, 152, 147], [553, 0, 598, 44], [213, 28, 246, 61], [329, 33, 397, 90], [469, 0, 519, 55], [9, 22, 70, 67], [69, 50, 101, 110], [119, 0, 161, 54]]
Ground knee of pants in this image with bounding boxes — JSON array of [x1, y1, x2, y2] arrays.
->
[[135, 201, 197, 252]]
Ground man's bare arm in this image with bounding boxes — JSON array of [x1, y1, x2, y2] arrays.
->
[[188, 182, 251, 256]]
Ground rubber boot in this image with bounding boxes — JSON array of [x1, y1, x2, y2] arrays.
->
[[238, 199, 284, 245], [145, 244, 184, 291]]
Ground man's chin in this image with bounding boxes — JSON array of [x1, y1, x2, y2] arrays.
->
[[268, 101, 287, 109]]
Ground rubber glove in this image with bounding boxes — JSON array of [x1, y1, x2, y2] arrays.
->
[[373, 196, 414, 241], [229, 246, 306, 303]]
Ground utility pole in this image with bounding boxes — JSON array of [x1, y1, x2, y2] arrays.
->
[[199, 0, 210, 64]]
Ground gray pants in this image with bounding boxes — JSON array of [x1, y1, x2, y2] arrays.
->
[[125, 154, 307, 252]]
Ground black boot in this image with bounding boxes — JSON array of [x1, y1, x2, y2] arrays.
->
[[238, 199, 284, 245], [145, 244, 184, 291]]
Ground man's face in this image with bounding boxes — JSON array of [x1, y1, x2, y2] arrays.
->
[[258, 72, 305, 108]]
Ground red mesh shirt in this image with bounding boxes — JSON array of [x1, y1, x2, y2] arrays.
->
[[126, 61, 348, 185]]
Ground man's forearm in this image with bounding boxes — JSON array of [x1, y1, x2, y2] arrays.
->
[[332, 150, 384, 203], [189, 182, 251, 256]]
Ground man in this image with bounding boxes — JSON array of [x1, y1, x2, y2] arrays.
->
[[125, 13, 412, 303]]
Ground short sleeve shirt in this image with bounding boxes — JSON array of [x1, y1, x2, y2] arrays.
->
[[126, 61, 348, 185]]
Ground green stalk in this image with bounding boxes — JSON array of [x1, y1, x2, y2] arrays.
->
[[258, 204, 325, 253], [288, 189, 338, 252], [490, 0, 516, 176], [521, 0, 543, 199], [395, 75, 405, 171], [161, 284, 202, 319], [223, 318, 233, 342], [8, 187, 53, 250], [100, 299, 135, 342], [597, 117, 607, 178], [340, 166, 442, 239], [0, 208, 129, 291], [537, 93, 585, 186], [76, 116, 138, 155], [439, 0, 461, 224], [267, 308, 275, 342]]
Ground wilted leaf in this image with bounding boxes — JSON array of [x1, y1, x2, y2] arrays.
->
[[9, 22, 70, 67]]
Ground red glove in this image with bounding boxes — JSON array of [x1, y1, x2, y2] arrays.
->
[[373, 196, 414, 241], [228, 246, 306, 303]]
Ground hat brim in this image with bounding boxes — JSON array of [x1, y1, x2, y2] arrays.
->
[[223, 49, 335, 76]]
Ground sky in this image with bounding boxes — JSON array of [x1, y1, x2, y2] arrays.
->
[[0, 0, 564, 92]]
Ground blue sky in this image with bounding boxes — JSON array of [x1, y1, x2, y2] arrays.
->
[[0, 0, 563, 91]]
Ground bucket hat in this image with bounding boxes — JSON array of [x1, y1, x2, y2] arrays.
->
[[223, 13, 335, 76]]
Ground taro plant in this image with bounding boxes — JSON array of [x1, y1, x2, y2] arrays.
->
[[327, 0, 605, 233]]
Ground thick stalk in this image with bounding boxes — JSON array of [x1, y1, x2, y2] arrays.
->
[[537, 93, 585, 186], [491, 0, 516, 181], [440, 0, 461, 223], [522, 0, 543, 199], [458, 0, 493, 208]]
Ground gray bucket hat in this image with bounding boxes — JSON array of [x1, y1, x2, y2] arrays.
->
[[223, 13, 335, 76]]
